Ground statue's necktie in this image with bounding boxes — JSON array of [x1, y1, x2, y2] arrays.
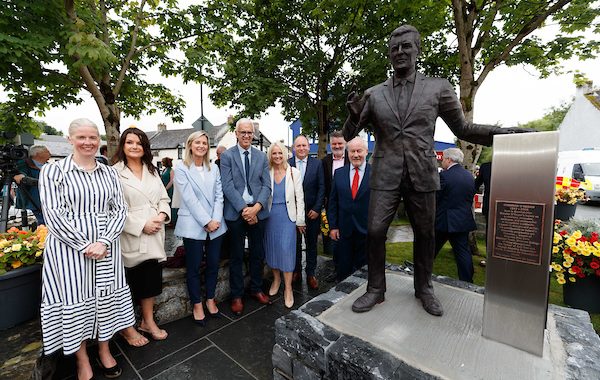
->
[[244, 151, 253, 196]]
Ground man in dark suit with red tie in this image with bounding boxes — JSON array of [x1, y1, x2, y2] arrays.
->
[[435, 148, 477, 283], [327, 137, 371, 281]]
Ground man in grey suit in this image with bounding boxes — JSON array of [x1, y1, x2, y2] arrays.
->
[[220, 119, 272, 315], [345, 24, 529, 316]]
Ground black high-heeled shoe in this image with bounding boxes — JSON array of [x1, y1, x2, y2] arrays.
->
[[95, 357, 122, 379], [207, 310, 222, 318]]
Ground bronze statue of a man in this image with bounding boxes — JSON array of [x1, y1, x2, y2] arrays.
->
[[344, 24, 527, 316]]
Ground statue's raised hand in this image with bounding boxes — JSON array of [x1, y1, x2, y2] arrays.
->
[[346, 85, 369, 121]]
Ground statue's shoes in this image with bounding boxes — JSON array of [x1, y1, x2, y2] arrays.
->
[[419, 294, 444, 316], [351, 292, 385, 313]]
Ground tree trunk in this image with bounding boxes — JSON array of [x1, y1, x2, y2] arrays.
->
[[456, 58, 482, 257], [316, 99, 329, 159], [99, 102, 121, 162]]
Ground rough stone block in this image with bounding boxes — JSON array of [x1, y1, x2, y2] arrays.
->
[[272, 343, 294, 375], [327, 335, 436, 380], [293, 358, 322, 380], [299, 290, 347, 317], [275, 311, 341, 372]]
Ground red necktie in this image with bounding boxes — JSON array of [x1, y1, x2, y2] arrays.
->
[[351, 167, 359, 199]]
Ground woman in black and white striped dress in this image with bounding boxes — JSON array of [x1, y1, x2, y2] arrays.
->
[[39, 118, 135, 380]]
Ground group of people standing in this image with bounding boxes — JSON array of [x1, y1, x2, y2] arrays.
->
[[37, 117, 366, 380]]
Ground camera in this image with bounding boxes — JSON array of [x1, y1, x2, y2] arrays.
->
[[0, 131, 29, 164], [0, 144, 28, 162]]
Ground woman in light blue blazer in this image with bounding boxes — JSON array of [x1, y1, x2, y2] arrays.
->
[[174, 131, 227, 326]]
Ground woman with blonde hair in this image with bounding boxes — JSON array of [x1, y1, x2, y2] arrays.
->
[[264, 141, 305, 308], [39, 118, 134, 380], [174, 131, 227, 325]]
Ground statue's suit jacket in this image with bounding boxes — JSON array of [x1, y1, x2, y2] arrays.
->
[[343, 73, 498, 192]]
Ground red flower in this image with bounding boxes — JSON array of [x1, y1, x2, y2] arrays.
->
[[572, 266, 582, 274], [596, 269, 600, 277], [577, 272, 586, 278], [591, 262, 600, 270], [579, 236, 588, 242], [577, 259, 584, 266], [565, 248, 572, 254], [559, 230, 568, 236], [591, 232, 599, 243]]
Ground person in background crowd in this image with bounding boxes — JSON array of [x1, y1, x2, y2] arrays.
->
[[39, 118, 134, 380], [321, 131, 349, 278], [289, 135, 324, 289], [174, 131, 227, 325], [474, 160, 492, 267], [265, 142, 305, 308], [114, 128, 171, 344], [328, 137, 371, 281], [97, 144, 109, 164], [434, 148, 477, 283], [14, 145, 51, 225], [161, 157, 177, 227], [220, 119, 272, 316], [215, 145, 227, 168]]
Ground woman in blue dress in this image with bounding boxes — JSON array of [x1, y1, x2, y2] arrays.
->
[[264, 142, 305, 308]]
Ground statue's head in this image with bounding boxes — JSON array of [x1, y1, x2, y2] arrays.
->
[[388, 25, 421, 75]]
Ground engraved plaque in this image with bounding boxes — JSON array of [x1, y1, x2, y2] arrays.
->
[[492, 201, 545, 265]]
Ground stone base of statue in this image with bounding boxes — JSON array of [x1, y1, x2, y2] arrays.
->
[[273, 266, 600, 379]]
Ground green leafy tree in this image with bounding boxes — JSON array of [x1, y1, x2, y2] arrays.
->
[[518, 102, 571, 132], [202, 0, 450, 157], [450, 0, 599, 170], [0, 0, 221, 156], [43, 123, 64, 136]]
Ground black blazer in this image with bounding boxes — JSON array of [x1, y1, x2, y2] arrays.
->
[[474, 162, 491, 217], [435, 164, 477, 233], [328, 164, 371, 237], [288, 156, 325, 214]]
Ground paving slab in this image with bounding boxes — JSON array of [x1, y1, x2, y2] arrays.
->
[[317, 271, 565, 380]]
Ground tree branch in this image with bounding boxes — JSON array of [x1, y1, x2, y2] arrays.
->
[[476, 0, 571, 85], [114, 0, 146, 96]]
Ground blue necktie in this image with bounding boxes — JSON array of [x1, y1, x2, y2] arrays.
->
[[244, 151, 253, 196]]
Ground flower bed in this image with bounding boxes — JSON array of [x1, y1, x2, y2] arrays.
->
[[0, 226, 47, 275], [551, 219, 600, 285]]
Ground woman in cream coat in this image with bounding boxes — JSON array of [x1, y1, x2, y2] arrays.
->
[[174, 131, 227, 326], [264, 142, 305, 308], [114, 128, 171, 344]]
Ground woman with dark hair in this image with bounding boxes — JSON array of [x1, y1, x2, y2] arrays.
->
[[113, 128, 171, 343], [174, 131, 227, 325], [161, 157, 177, 227]]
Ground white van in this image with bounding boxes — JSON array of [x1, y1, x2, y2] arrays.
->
[[557, 150, 600, 202]]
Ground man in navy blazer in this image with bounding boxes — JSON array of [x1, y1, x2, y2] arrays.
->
[[220, 119, 272, 315], [321, 130, 350, 258], [288, 135, 325, 289], [328, 137, 371, 281], [435, 148, 477, 283]]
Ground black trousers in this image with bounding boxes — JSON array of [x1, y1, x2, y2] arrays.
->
[[334, 229, 367, 281], [227, 217, 266, 298]]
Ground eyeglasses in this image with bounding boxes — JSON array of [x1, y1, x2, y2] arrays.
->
[[238, 131, 253, 136]]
